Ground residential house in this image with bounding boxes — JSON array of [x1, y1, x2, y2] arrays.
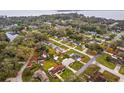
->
[[104, 36, 110, 41], [33, 69, 49, 82], [70, 53, 82, 61], [48, 65, 65, 77], [62, 58, 75, 67], [88, 71, 107, 82], [55, 47, 66, 54], [108, 57, 124, 65], [53, 55, 59, 61]]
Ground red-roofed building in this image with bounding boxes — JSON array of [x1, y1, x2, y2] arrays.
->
[[48, 65, 65, 77]]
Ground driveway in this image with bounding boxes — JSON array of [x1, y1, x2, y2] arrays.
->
[[76, 55, 99, 76], [94, 61, 124, 82]]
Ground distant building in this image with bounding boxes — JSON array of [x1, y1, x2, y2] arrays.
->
[[55, 47, 66, 54], [29, 25, 38, 29], [87, 31, 97, 35], [104, 36, 110, 41], [0, 15, 7, 18]]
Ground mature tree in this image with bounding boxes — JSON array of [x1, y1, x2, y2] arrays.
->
[[12, 35, 25, 46], [16, 45, 33, 60], [0, 41, 8, 52], [0, 32, 9, 41], [85, 43, 103, 54]]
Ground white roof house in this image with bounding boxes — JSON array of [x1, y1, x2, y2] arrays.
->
[[54, 55, 59, 61], [6, 32, 18, 42], [62, 58, 75, 67]]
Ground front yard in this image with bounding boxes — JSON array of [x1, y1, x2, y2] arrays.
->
[[60, 68, 75, 81], [102, 71, 120, 82], [61, 41, 75, 47], [96, 53, 116, 69], [119, 66, 124, 75], [69, 61, 84, 71], [75, 45, 84, 51], [66, 49, 90, 63], [42, 60, 58, 71], [79, 64, 100, 81], [83, 64, 100, 75], [49, 40, 68, 50]]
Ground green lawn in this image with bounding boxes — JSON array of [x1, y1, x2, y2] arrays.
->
[[81, 55, 90, 63], [83, 64, 100, 75], [75, 45, 84, 51], [44, 71, 61, 82], [119, 66, 124, 75], [42, 60, 58, 71], [102, 71, 120, 82], [79, 64, 100, 81], [66, 49, 90, 63], [61, 40, 68, 44], [49, 40, 61, 46], [59, 45, 68, 50], [60, 68, 75, 81], [49, 36, 60, 41], [61, 41, 75, 47], [66, 49, 75, 55], [96, 53, 116, 69], [49, 40, 68, 49], [70, 61, 84, 70], [66, 42, 76, 47], [49, 48, 56, 55], [48, 76, 61, 82]]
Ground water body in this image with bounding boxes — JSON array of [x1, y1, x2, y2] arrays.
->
[[0, 10, 124, 20]]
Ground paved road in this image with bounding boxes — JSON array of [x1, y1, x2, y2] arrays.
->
[[49, 38, 93, 58], [50, 38, 95, 76], [76, 55, 99, 76], [50, 38, 124, 81], [94, 61, 124, 82], [15, 51, 35, 82]]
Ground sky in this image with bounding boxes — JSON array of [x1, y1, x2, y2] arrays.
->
[[0, 10, 124, 20]]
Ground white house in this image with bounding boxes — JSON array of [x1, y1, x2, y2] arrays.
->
[[62, 58, 75, 67]]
